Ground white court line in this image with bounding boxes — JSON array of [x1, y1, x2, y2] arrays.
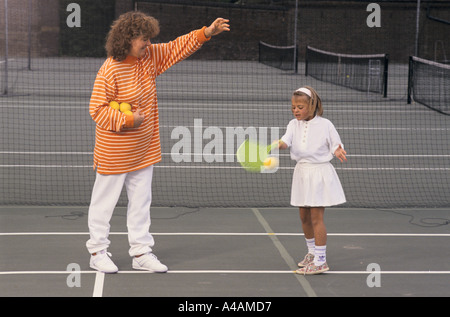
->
[[0, 101, 437, 114], [2, 165, 450, 171], [0, 100, 395, 109], [1, 232, 449, 237], [167, 126, 449, 131], [93, 272, 105, 297], [1, 152, 449, 158], [0, 106, 437, 114], [0, 165, 91, 168], [1, 270, 449, 275], [0, 152, 93, 155]]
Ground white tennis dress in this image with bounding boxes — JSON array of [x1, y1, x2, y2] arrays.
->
[[281, 116, 346, 207]]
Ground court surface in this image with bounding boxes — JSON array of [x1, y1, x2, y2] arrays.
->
[[1, 59, 449, 299], [1, 205, 449, 297]]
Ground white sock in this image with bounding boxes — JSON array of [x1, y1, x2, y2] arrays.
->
[[305, 238, 315, 255], [314, 245, 326, 266]]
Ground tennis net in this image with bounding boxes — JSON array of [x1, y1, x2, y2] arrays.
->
[[408, 56, 450, 115], [1, 1, 450, 209], [305, 46, 389, 98], [258, 41, 298, 73]]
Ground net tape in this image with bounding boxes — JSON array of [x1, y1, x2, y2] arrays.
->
[[408, 56, 450, 115], [305, 46, 388, 97]]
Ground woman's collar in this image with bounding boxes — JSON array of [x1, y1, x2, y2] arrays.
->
[[122, 55, 138, 65]]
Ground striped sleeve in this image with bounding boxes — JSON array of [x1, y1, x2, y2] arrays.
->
[[89, 28, 210, 174], [89, 65, 133, 132], [151, 27, 210, 76]]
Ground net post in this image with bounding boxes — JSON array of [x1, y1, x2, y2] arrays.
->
[[415, 0, 421, 57], [407, 56, 413, 104], [293, 0, 298, 74], [27, 0, 32, 70], [305, 46, 309, 76], [258, 41, 262, 65], [2, 0, 9, 95], [383, 54, 389, 98]]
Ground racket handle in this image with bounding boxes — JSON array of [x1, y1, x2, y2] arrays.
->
[[267, 140, 280, 153]]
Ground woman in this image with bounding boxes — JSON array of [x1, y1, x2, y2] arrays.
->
[[86, 11, 230, 273]]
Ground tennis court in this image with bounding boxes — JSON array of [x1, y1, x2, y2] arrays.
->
[[1, 206, 449, 297], [1, 0, 449, 299], [1, 60, 449, 298]]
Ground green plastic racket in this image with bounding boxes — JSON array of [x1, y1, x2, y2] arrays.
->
[[236, 139, 278, 173]]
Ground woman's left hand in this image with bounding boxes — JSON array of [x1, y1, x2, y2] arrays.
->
[[205, 18, 230, 37]]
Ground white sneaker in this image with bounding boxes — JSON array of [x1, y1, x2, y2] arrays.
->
[[132, 253, 168, 273], [90, 250, 119, 273]]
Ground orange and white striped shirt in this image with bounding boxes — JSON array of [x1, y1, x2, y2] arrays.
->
[[89, 28, 210, 174]]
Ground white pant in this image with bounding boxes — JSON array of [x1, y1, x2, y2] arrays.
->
[[86, 165, 155, 257]]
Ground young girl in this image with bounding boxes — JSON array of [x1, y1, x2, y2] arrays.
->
[[278, 86, 347, 275]]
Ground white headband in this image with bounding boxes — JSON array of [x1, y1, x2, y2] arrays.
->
[[295, 87, 312, 97]]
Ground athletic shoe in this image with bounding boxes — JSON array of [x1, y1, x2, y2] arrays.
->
[[297, 253, 314, 267], [132, 253, 168, 273], [295, 262, 329, 275], [90, 250, 119, 273]]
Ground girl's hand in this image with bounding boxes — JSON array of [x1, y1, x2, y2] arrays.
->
[[334, 145, 347, 163], [274, 140, 287, 150], [204, 18, 230, 37]]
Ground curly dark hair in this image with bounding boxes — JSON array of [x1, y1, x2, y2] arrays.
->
[[105, 11, 160, 61]]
